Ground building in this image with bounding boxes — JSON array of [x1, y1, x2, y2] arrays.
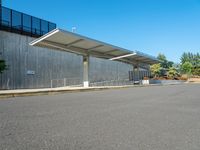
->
[[0, 5, 158, 89]]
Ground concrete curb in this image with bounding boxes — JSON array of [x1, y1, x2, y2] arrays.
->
[[0, 85, 141, 99], [0, 82, 187, 99]]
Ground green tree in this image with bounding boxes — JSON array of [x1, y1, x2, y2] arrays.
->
[[192, 67, 200, 76], [157, 53, 173, 69], [157, 53, 167, 62], [181, 61, 193, 75], [0, 59, 6, 74], [181, 52, 190, 64], [150, 64, 161, 77], [166, 61, 174, 69], [193, 53, 200, 67], [173, 63, 181, 74], [180, 52, 200, 76], [181, 52, 199, 66]]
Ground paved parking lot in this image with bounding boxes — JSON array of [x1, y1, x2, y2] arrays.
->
[[0, 84, 200, 150]]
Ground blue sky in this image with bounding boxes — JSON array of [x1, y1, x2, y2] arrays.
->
[[3, 0, 200, 63]]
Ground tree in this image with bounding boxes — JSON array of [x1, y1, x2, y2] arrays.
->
[[150, 64, 161, 77], [181, 61, 193, 75], [181, 52, 199, 66], [181, 52, 189, 64], [157, 53, 167, 68], [157, 53, 173, 69], [180, 52, 200, 76], [0, 59, 6, 74], [192, 54, 200, 76], [167, 61, 174, 68], [157, 53, 167, 62], [192, 67, 200, 76], [193, 53, 200, 67], [167, 67, 178, 78]]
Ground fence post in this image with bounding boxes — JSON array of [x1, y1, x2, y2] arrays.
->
[[51, 80, 53, 88], [6, 78, 10, 90], [64, 78, 66, 87]]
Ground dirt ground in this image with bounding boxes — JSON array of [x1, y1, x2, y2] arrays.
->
[[188, 78, 200, 83]]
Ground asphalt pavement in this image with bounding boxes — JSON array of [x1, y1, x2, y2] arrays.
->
[[0, 84, 200, 150]]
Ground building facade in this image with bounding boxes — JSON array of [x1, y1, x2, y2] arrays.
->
[[0, 6, 153, 89]]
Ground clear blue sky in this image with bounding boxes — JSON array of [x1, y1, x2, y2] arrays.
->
[[3, 0, 200, 63]]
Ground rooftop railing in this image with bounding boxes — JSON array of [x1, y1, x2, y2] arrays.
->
[[0, 6, 56, 37]]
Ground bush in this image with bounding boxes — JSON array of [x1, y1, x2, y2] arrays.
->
[[167, 67, 178, 78], [150, 64, 161, 77]]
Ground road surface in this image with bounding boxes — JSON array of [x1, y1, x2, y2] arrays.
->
[[0, 84, 200, 150]]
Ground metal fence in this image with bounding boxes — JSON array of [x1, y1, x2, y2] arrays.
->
[[50, 77, 135, 88], [90, 78, 135, 87], [129, 70, 151, 81], [50, 78, 82, 88], [0, 6, 56, 37], [50, 70, 151, 88]]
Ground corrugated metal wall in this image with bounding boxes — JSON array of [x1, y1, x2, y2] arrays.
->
[[0, 31, 83, 89], [0, 30, 133, 89], [89, 57, 132, 83]]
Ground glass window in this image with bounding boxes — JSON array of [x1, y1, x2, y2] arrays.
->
[[2, 7, 11, 26], [49, 22, 56, 32], [23, 14, 31, 32], [41, 20, 48, 35], [1, 6, 56, 36], [32, 17, 41, 35], [12, 10, 21, 29]]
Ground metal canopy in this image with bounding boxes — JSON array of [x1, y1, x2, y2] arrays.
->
[[30, 28, 159, 65]]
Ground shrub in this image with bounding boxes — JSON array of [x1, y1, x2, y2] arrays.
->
[[167, 67, 178, 78], [150, 64, 161, 77]]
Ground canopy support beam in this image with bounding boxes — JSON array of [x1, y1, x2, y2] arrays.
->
[[83, 55, 90, 87], [133, 64, 140, 83], [110, 53, 137, 61]]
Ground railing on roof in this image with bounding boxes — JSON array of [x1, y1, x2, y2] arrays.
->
[[0, 6, 56, 37]]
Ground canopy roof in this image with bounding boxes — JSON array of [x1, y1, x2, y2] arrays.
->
[[30, 28, 159, 65]]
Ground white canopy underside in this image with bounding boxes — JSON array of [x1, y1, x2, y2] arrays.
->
[[30, 28, 159, 65]]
